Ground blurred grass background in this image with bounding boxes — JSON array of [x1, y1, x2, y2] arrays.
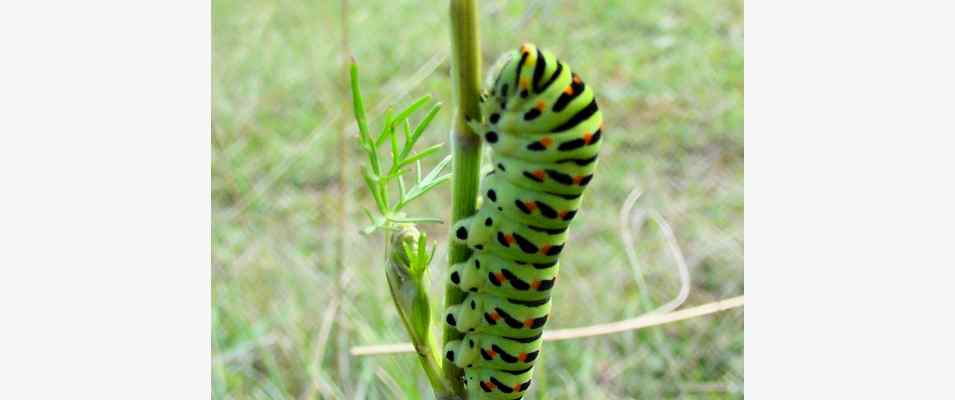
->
[[212, 0, 743, 398]]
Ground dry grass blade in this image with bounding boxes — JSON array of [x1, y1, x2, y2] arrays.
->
[[619, 186, 691, 316], [350, 296, 744, 356], [305, 297, 341, 398], [544, 296, 742, 341]]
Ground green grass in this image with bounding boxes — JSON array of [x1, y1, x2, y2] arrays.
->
[[213, 0, 743, 398]]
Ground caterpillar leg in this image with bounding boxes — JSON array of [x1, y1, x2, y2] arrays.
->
[[443, 339, 478, 369], [466, 117, 486, 138], [444, 295, 484, 334], [451, 206, 500, 250]]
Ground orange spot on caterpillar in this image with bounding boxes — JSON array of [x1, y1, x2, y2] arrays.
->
[[572, 176, 584, 185], [480, 381, 492, 391], [490, 311, 502, 321], [487, 348, 497, 358], [504, 234, 515, 245], [524, 319, 533, 328], [563, 85, 574, 95], [520, 78, 529, 91], [535, 100, 546, 111], [514, 383, 523, 392], [521, 43, 532, 54], [518, 352, 528, 362], [531, 170, 545, 180], [539, 137, 553, 147], [559, 211, 569, 219], [531, 280, 541, 289], [494, 272, 506, 284], [524, 201, 537, 212], [583, 131, 593, 145], [539, 244, 551, 255], [573, 75, 582, 84]]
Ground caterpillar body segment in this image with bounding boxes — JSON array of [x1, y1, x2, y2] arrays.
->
[[451, 170, 585, 234], [445, 292, 551, 338], [444, 332, 543, 371], [446, 43, 603, 399], [470, 98, 602, 165], [464, 366, 535, 400], [448, 252, 560, 301]]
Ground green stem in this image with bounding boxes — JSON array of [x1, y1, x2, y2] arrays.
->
[[385, 227, 454, 397], [415, 332, 452, 397], [443, 0, 482, 397]]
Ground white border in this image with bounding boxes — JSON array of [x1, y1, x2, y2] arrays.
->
[[0, 2, 211, 398], [2, 1, 955, 397], [747, 1, 955, 397]]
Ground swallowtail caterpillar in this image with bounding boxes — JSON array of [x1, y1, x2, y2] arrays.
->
[[444, 43, 603, 399]]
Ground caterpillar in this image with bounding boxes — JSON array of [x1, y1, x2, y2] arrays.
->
[[444, 43, 603, 399]]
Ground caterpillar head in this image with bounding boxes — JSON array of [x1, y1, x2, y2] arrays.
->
[[480, 43, 549, 120], [484, 46, 516, 93], [480, 43, 586, 136], [485, 43, 542, 100], [462, 371, 477, 392]]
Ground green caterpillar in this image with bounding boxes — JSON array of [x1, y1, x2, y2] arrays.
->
[[444, 43, 603, 399]]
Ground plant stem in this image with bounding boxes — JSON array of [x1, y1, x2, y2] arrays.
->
[[443, 0, 482, 397], [415, 332, 452, 397]]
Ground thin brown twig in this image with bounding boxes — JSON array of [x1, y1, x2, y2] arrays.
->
[[334, 0, 353, 392], [350, 296, 744, 356], [305, 297, 341, 399], [337, 0, 350, 275]]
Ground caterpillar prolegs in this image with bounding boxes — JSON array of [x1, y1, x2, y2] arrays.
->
[[444, 43, 603, 399]]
